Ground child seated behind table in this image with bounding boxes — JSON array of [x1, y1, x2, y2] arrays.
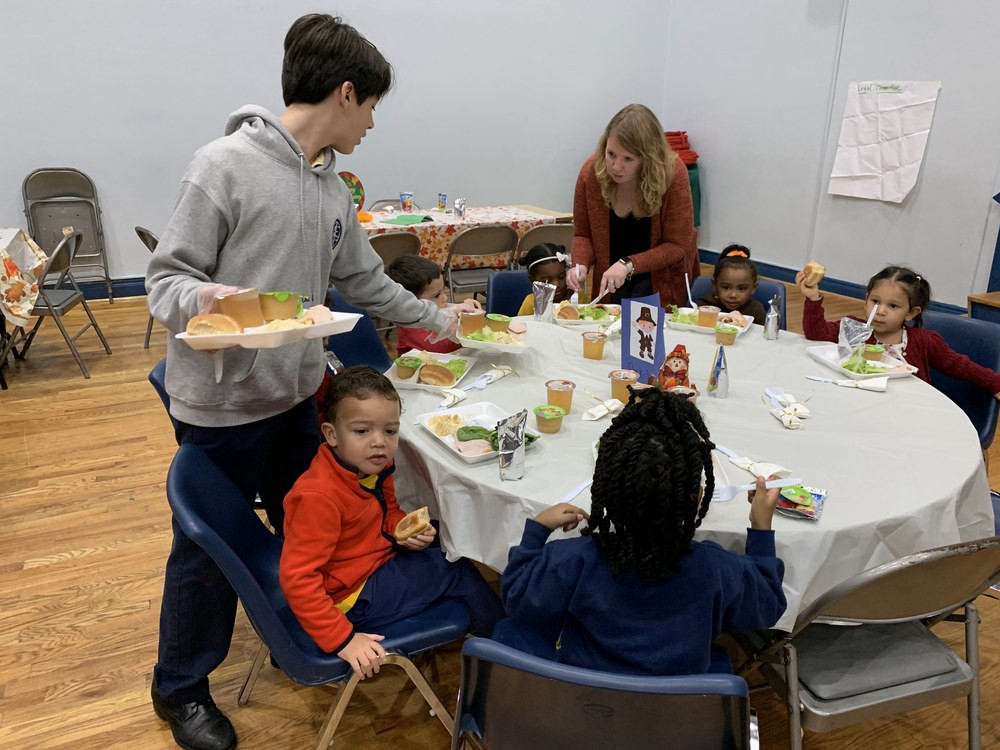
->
[[280, 366, 503, 677], [696, 244, 767, 322], [496, 389, 787, 675], [386, 255, 462, 358], [517, 243, 574, 315], [797, 264, 1000, 399]]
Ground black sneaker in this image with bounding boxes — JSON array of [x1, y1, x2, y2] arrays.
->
[[151, 688, 237, 750]]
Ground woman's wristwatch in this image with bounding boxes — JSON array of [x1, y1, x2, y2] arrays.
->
[[618, 256, 634, 280]]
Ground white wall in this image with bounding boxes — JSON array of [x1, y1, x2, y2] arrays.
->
[[0, 0, 671, 279], [3, 1, 999, 306]]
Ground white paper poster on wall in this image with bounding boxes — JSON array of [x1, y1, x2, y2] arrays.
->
[[828, 81, 941, 204]]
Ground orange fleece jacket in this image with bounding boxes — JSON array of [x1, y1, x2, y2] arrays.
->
[[571, 154, 699, 308], [279, 445, 407, 653]]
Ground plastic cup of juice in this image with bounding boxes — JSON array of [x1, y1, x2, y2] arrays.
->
[[533, 405, 566, 434], [609, 369, 639, 403], [697, 305, 721, 328], [460, 311, 486, 336], [545, 379, 575, 414], [581, 331, 608, 360], [217, 288, 264, 329]]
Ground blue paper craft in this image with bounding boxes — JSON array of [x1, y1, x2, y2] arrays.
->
[[621, 294, 666, 387]]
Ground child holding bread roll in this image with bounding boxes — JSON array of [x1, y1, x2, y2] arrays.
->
[[798, 264, 1000, 399], [496, 389, 786, 674], [280, 366, 502, 678]]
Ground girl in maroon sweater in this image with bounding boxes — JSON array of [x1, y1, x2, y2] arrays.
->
[[796, 265, 1000, 399]]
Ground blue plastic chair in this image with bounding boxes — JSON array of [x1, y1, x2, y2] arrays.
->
[[166, 443, 470, 750], [690, 275, 786, 330], [325, 287, 393, 371], [148, 358, 181, 437], [451, 638, 756, 750], [485, 269, 532, 317], [922, 311, 1000, 457]]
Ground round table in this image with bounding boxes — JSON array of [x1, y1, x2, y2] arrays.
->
[[393, 317, 995, 631]]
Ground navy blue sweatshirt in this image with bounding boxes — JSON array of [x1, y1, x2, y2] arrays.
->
[[502, 520, 786, 675]]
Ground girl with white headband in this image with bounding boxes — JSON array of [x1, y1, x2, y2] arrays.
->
[[516, 242, 573, 315]]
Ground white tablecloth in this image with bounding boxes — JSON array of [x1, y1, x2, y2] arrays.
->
[[392, 317, 995, 631]]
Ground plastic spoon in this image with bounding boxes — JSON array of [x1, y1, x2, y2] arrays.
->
[[684, 273, 696, 309], [713, 476, 803, 503]]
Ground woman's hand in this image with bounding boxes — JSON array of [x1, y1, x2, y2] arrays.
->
[[794, 270, 822, 302], [566, 265, 588, 292], [747, 474, 782, 531], [598, 263, 630, 299], [534, 503, 589, 532]]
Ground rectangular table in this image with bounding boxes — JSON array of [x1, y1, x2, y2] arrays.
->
[[361, 205, 568, 269]]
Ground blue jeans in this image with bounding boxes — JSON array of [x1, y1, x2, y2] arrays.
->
[[347, 548, 504, 639], [153, 397, 321, 703]]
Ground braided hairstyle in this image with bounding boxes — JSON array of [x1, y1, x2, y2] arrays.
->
[[585, 389, 715, 582], [865, 266, 931, 328], [713, 244, 758, 284]]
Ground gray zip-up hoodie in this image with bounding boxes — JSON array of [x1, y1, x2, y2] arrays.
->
[[146, 105, 447, 427]]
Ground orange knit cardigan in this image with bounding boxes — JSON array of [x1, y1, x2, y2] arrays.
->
[[571, 154, 699, 307]]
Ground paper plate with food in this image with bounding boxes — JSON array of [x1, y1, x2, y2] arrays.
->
[[387, 350, 478, 391], [666, 305, 754, 335], [806, 343, 917, 380], [176, 288, 360, 350], [552, 301, 622, 326], [417, 402, 542, 464], [457, 314, 530, 354]]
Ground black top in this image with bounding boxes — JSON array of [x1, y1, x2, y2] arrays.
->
[[608, 210, 652, 302]]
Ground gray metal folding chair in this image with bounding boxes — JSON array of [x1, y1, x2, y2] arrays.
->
[[23, 168, 112, 302], [369, 231, 420, 267], [514, 223, 574, 267], [368, 198, 422, 211], [0, 231, 112, 378], [135, 226, 160, 348], [444, 225, 518, 302], [737, 536, 1000, 750]]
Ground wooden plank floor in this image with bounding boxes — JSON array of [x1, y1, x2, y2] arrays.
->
[[1, 278, 998, 749]]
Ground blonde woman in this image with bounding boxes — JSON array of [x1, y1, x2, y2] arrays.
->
[[568, 104, 698, 306]]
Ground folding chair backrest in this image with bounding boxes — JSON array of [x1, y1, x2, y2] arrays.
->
[[515, 224, 574, 265], [325, 288, 393, 371], [23, 168, 104, 257], [369, 231, 420, 267], [922, 311, 1000, 450], [135, 226, 160, 254], [453, 638, 751, 750], [40, 232, 83, 283], [446, 225, 518, 269], [794, 537, 1000, 632]]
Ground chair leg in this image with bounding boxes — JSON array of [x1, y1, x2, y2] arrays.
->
[[49, 311, 90, 378], [13, 318, 44, 360], [389, 654, 455, 735], [80, 299, 112, 354], [238, 641, 269, 706], [784, 643, 803, 750], [967, 601, 981, 750], [315, 673, 363, 750], [144, 314, 154, 349]]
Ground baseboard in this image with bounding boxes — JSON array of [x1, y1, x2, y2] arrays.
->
[[78, 276, 147, 301], [698, 249, 966, 315]]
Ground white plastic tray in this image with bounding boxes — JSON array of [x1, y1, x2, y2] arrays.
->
[[552, 304, 622, 326], [176, 312, 361, 350], [666, 313, 754, 336], [806, 343, 918, 380], [416, 401, 541, 464], [456, 327, 530, 354], [386, 350, 478, 392]]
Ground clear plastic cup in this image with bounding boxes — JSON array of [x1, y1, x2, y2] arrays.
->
[[460, 311, 486, 336], [697, 305, 721, 328], [545, 379, 576, 414], [217, 288, 264, 329], [582, 331, 608, 360], [609, 369, 639, 402]]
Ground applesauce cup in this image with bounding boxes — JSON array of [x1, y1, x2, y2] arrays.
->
[[715, 324, 738, 346], [545, 379, 576, 414], [485, 313, 511, 333], [609, 369, 639, 403], [581, 331, 608, 360], [697, 305, 721, 328], [533, 405, 566, 434], [460, 311, 486, 336]]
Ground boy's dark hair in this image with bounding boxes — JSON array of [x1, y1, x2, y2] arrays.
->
[[385, 255, 443, 297], [866, 265, 931, 328], [585, 389, 715, 582], [518, 242, 566, 277], [282, 14, 394, 107], [322, 365, 400, 423], [713, 244, 758, 283]]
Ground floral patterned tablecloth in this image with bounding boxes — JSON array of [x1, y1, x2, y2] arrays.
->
[[0, 228, 47, 328], [361, 205, 559, 270]]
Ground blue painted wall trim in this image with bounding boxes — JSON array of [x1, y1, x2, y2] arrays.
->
[[698, 249, 966, 315], [79, 277, 148, 300]]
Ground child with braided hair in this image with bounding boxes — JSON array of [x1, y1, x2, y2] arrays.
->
[[496, 388, 786, 675]]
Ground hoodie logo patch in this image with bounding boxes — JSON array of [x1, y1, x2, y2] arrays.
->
[[331, 219, 343, 250]]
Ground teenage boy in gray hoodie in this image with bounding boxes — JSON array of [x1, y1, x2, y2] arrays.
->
[[145, 14, 470, 750]]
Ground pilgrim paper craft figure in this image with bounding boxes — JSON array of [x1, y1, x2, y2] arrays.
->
[[621, 293, 665, 387], [657, 344, 691, 389]]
